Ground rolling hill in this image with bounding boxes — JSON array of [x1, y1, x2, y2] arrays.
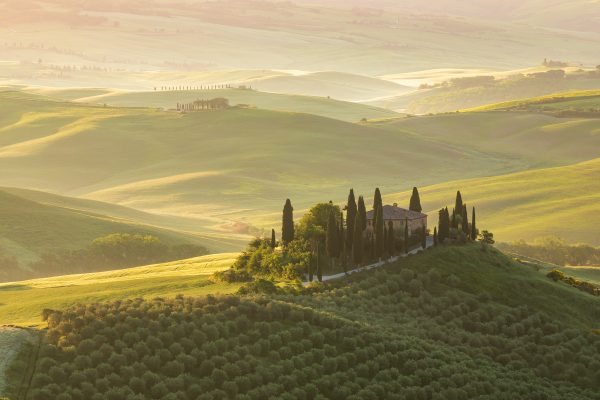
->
[[0, 90, 530, 234], [464, 90, 600, 113], [384, 157, 600, 246], [2, 245, 599, 398], [0, 253, 239, 327], [64, 87, 402, 123]]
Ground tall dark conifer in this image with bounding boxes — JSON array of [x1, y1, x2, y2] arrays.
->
[[352, 211, 364, 266], [374, 204, 385, 259], [471, 207, 477, 240], [421, 224, 427, 249], [282, 199, 294, 246], [346, 189, 357, 253], [433, 227, 438, 246], [462, 204, 469, 235], [404, 219, 409, 254], [326, 212, 339, 267], [357, 196, 367, 231], [270, 229, 276, 249], [409, 187, 422, 212], [388, 220, 395, 257], [455, 191, 463, 216], [373, 188, 383, 226], [339, 212, 345, 259]]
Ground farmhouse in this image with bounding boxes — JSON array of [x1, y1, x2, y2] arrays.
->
[[366, 204, 427, 236]]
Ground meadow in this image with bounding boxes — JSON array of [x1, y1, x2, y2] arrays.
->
[[0, 253, 240, 327]]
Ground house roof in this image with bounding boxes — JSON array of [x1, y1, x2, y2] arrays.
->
[[366, 205, 427, 221]]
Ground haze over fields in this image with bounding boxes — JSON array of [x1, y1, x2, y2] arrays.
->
[[1, 1, 600, 399]]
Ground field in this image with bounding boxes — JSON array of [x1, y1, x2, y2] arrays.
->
[[464, 90, 600, 112], [0, 187, 246, 270], [0, 253, 239, 327], [3, 245, 600, 398], [63, 87, 402, 123], [384, 157, 600, 245]]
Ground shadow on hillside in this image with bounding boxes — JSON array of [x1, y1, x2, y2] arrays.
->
[[0, 284, 31, 291]]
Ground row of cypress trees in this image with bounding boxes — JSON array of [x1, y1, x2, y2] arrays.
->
[[436, 191, 477, 244], [280, 186, 428, 279]]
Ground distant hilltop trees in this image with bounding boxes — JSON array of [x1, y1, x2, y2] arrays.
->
[[177, 98, 230, 111], [157, 84, 254, 91]]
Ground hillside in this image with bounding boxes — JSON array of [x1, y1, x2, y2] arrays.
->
[[384, 157, 600, 246], [464, 90, 600, 114], [3, 245, 599, 398], [66, 88, 401, 123], [2, 1, 600, 77], [369, 69, 600, 114], [0, 90, 534, 235], [0, 253, 239, 327]]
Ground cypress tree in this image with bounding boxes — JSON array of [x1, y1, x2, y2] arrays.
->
[[374, 204, 385, 260], [455, 191, 463, 219], [326, 212, 339, 268], [471, 207, 477, 240], [357, 196, 367, 231], [438, 209, 445, 243], [421, 224, 427, 249], [444, 207, 451, 240], [352, 211, 364, 266], [316, 251, 322, 282], [270, 229, 276, 249], [346, 189, 357, 253], [388, 220, 395, 257], [373, 188, 383, 227], [404, 219, 409, 254], [383, 223, 388, 256], [462, 204, 469, 235], [282, 199, 294, 246], [339, 212, 346, 272], [409, 187, 422, 212], [433, 227, 438, 246], [308, 259, 313, 282]]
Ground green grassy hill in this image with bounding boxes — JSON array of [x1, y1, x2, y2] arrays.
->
[[384, 157, 600, 245], [0, 253, 239, 327], [69, 88, 401, 123], [0, 90, 530, 235], [3, 245, 599, 398], [464, 90, 600, 113], [0, 187, 248, 282]]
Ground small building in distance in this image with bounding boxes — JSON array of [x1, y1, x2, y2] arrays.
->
[[366, 204, 427, 236]]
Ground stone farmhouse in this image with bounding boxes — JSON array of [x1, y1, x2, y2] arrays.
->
[[366, 204, 427, 236]]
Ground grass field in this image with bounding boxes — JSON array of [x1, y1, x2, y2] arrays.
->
[[464, 90, 600, 112], [384, 157, 600, 246], [0, 253, 240, 327], [0, 327, 37, 395], [0, 90, 532, 234], [66, 87, 402, 123], [0, 188, 245, 270]]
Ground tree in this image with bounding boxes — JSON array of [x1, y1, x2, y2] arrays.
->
[[433, 227, 438, 246], [352, 212, 364, 266], [282, 199, 294, 246], [438, 208, 450, 243], [357, 196, 367, 231], [346, 189, 357, 254], [326, 212, 340, 269], [421, 224, 427, 250], [409, 187, 422, 213], [404, 219, 409, 254], [373, 188, 383, 227], [454, 191, 463, 226], [479, 231, 495, 245], [339, 212, 346, 273], [316, 254, 323, 282], [471, 207, 477, 240], [270, 229, 276, 249], [374, 204, 385, 260], [387, 221, 395, 257], [461, 204, 469, 235]]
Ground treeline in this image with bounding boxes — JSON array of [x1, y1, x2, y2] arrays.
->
[[498, 237, 600, 266], [547, 269, 600, 297], [218, 187, 488, 283], [0, 233, 208, 282], [177, 98, 229, 111], [159, 84, 232, 91]]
